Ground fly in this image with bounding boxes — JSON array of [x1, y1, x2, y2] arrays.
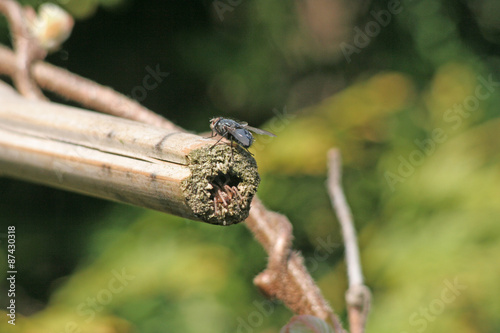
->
[[209, 117, 276, 153]]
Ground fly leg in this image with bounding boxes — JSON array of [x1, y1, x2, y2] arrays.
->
[[243, 146, 254, 156], [211, 135, 225, 148]]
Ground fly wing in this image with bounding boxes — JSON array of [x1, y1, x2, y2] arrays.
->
[[227, 127, 253, 147], [243, 125, 277, 137]]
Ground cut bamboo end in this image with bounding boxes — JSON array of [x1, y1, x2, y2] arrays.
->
[[0, 82, 258, 225], [183, 144, 259, 225]]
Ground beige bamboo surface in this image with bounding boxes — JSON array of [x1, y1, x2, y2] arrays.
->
[[0, 82, 257, 224]]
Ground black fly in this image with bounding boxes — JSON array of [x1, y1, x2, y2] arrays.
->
[[209, 117, 276, 153], [208, 117, 275, 216]]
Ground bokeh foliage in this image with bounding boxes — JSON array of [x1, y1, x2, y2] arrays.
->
[[1, 0, 500, 332]]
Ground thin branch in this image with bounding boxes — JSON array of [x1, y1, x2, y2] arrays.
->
[[327, 149, 363, 287], [247, 197, 346, 333], [0, 44, 183, 131], [327, 149, 371, 333], [0, 0, 46, 99]]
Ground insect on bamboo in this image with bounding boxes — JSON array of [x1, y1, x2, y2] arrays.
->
[[208, 117, 276, 215], [209, 117, 276, 152], [0, 83, 260, 225]]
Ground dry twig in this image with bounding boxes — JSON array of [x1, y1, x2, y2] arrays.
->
[[0, 0, 46, 99], [247, 197, 345, 333], [327, 149, 371, 333], [0, 1, 177, 130], [0, 45, 182, 131]]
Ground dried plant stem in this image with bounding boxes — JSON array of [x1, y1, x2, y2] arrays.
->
[[0, 1, 171, 127], [0, 45, 182, 131], [0, 0, 46, 99], [0, 83, 257, 225], [327, 149, 371, 333], [247, 197, 345, 333]]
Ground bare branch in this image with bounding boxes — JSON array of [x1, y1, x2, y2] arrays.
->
[[247, 197, 345, 333], [0, 0, 46, 99], [327, 149, 363, 287], [0, 45, 183, 131], [327, 148, 371, 333]]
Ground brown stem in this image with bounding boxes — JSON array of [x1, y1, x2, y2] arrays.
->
[[0, 0, 46, 99], [0, 44, 183, 131], [247, 197, 345, 333], [327, 149, 371, 333]]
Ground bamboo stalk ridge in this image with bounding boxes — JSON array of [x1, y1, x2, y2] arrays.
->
[[0, 83, 259, 225]]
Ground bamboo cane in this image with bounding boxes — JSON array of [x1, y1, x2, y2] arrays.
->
[[0, 82, 259, 225]]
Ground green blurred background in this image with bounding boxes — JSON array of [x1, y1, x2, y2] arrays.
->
[[1, 0, 500, 332]]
